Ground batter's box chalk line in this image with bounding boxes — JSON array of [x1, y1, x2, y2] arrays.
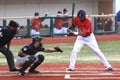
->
[[99, 72, 113, 75]]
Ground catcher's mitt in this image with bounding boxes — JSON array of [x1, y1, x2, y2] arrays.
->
[[54, 46, 63, 52]]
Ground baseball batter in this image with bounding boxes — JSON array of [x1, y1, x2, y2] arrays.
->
[[67, 10, 113, 71], [16, 36, 63, 76]]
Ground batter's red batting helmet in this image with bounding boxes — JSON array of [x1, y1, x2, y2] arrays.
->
[[77, 10, 86, 19]]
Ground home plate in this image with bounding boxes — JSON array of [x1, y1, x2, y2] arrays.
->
[[64, 74, 70, 79]]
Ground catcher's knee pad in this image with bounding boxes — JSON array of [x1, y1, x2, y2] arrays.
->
[[37, 54, 45, 63]]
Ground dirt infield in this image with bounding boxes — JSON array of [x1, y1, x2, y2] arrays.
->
[[1, 34, 120, 80], [11, 34, 120, 45], [0, 64, 120, 80]]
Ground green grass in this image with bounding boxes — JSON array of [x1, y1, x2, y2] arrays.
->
[[0, 41, 120, 65]]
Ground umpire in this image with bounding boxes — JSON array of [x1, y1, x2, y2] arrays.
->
[[16, 36, 63, 76], [0, 20, 19, 71]]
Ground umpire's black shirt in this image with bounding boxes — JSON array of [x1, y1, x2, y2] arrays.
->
[[0, 27, 16, 48]]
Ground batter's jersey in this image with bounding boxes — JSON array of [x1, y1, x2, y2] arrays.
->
[[74, 16, 93, 36], [0, 27, 16, 48], [21, 43, 45, 55]]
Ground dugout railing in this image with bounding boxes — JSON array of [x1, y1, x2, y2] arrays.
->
[[0, 14, 117, 38], [92, 14, 117, 34]]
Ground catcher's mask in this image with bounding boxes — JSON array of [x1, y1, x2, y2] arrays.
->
[[77, 10, 86, 20], [32, 36, 42, 44]]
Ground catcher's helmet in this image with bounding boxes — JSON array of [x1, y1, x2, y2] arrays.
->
[[9, 20, 19, 28], [77, 10, 86, 19], [32, 36, 42, 43]]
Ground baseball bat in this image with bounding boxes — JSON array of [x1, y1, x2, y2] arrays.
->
[[67, 2, 76, 35], [72, 2, 75, 25], [68, 2, 75, 30], [67, 2, 77, 36]]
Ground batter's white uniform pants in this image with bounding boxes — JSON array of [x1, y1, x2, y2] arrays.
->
[[69, 33, 111, 70]]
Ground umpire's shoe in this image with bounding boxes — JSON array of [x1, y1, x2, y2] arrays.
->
[[10, 68, 19, 72]]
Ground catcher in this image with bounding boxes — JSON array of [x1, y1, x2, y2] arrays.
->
[[16, 36, 63, 76]]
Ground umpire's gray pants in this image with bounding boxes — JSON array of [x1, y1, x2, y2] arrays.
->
[[0, 46, 16, 70]]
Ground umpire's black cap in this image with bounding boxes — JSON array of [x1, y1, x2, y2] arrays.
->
[[32, 36, 42, 43], [9, 20, 19, 28], [77, 10, 86, 19]]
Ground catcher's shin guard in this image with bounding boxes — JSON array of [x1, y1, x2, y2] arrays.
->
[[19, 56, 35, 73], [29, 55, 44, 72]]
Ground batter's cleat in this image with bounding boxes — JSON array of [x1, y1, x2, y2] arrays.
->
[[18, 72, 27, 76], [29, 69, 40, 73], [10, 68, 19, 72], [66, 68, 74, 71], [107, 67, 113, 71]]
